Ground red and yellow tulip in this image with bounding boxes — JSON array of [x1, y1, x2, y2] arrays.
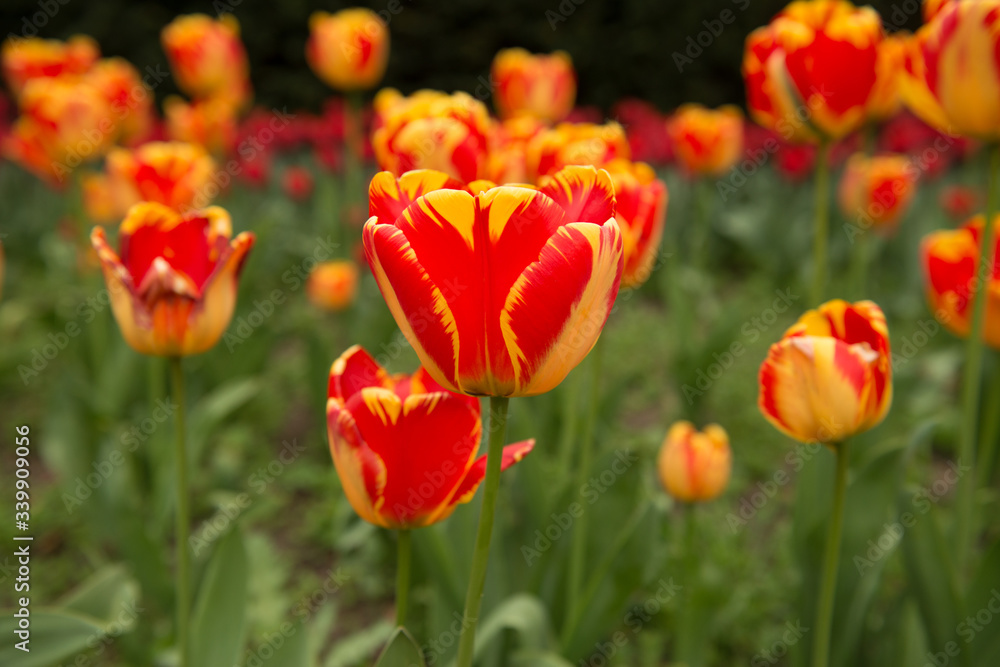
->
[[604, 159, 668, 289], [524, 121, 630, 182], [759, 299, 892, 444], [743, 0, 883, 142], [90, 202, 255, 356], [306, 8, 390, 91], [372, 89, 494, 183], [487, 115, 546, 185], [161, 13, 251, 108], [308, 260, 360, 311], [1, 35, 98, 98], [922, 215, 1000, 347], [164, 96, 239, 156], [837, 153, 917, 234], [363, 165, 623, 397], [666, 104, 744, 176], [106, 142, 217, 214], [902, 0, 1000, 140], [657, 421, 731, 502], [85, 57, 155, 145], [867, 33, 907, 123], [326, 345, 535, 529], [491, 48, 576, 123]]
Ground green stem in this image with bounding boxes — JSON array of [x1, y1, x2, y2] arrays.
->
[[455, 396, 510, 667], [956, 144, 1000, 577], [978, 355, 1000, 489], [811, 441, 850, 667], [396, 530, 411, 627], [811, 142, 832, 306], [692, 178, 712, 277], [565, 339, 603, 630], [849, 230, 870, 300], [675, 503, 702, 667], [170, 356, 190, 667]]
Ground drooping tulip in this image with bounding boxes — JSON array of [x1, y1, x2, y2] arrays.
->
[[90, 202, 255, 356], [491, 48, 576, 123], [603, 159, 668, 288], [758, 299, 892, 445], [657, 421, 731, 502], [363, 165, 623, 397], [306, 8, 390, 91], [326, 345, 535, 529], [666, 104, 744, 176]]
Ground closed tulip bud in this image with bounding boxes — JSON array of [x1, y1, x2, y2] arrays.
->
[[743, 0, 883, 143], [364, 165, 623, 397], [1, 35, 98, 98], [838, 153, 917, 235], [161, 14, 251, 108], [759, 299, 892, 445], [922, 215, 1000, 347], [308, 260, 360, 311], [667, 104, 744, 176], [326, 345, 534, 529], [307, 8, 390, 91], [524, 121, 630, 182], [106, 141, 217, 214], [658, 421, 731, 502], [491, 48, 576, 123], [90, 202, 254, 357], [604, 159, 668, 289]]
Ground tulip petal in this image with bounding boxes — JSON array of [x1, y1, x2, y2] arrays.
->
[[327, 400, 389, 527], [368, 169, 467, 226], [449, 439, 536, 506], [538, 165, 616, 225], [329, 344, 392, 402]]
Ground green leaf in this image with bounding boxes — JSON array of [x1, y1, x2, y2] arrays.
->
[[58, 564, 138, 624], [374, 627, 427, 667], [324, 619, 394, 667], [258, 621, 312, 667], [188, 377, 260, 462], [472, 594, 554, 660], [0, 609, 106, 667], [968, 539, 1000, 664], [189, 526, 248, 667], [509, 649, 574, 666]]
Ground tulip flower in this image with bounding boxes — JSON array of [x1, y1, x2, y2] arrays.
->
[[758, 299, 892, 445], [326, 345, 535, 529], [487, 116, 546, 184], [82, 173, 119, 224], [1, 35, 98, 98], [867, 34, 907, 124], [604, 159, 668, 288], [363, 164, 623, 397], [524, 121, 630, 182], [743, 0, 883, 143], [306, 8, 390, 91], [90, 201, 255, 357], [491, 48, 576, 123], [940, 185, 979, 220], [161, 13, 251, 108], [922, 215, 1000, 348], [308, 260, 360, 311], [164, 96, 239, 156], [923, 0, 951, 21], [371, 89, 494, 183], [666, 104, 744, 177], [282, 165, 315, 201], [105, 142, 217, 215], [85, 57, 155, 145], [657, 421, 731, 502], [838, 153, 917, 235]]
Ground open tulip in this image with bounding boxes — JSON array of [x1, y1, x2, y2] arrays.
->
[[106, 142, 217, 214], [759, 299, 892, 445], [491, 48, 576, 123], [90, 202, 254, 357], [306, 8, 389, 91], [667, 104, 744, 176], [658, 421, 731, 502], [524, 121, 630, 182], [922, 215, 1000, 348], [743, 0, 883, 143], [372, 90, 493, 183], [363, 165, 623, 397], [603, 159, 668, 288], [161, 14, 251, 108], [326, 345, 534, 529], [902, 0, 1000, 140], [1, 35, 98, 98], [838, 153, 917, 234], [308, 260, 360, 311]]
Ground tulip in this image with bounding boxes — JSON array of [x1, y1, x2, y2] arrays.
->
[[164, 96, 239, 156], [363, 164, 623, 397], [1, 35, 98, 98], [82, 173, 119, 224], [657, 421, 731, 502], [306, 8, 390, 91], [85, 57, 155, 145], [160, 13, 251, 108], [308, 260, 360, 311], [372, 89, 494, 183], [106, 142, 217, 215], [666, 104, 744, 176], [838, 153, 917, 234], [282, 165, 314, 201], [743, 0, 883, 143], [487, 116, 546, 184], [940, 185, 979, 220], [922, 215, 1000, 348], [758, 299, 892, 445], [491, 48, 576, 123], [603, 159, 668, 288], [90, 201, 255, 357], [326, 345, 534, 529], [867, 34, 907, 124], [524, 121, 630, 182]]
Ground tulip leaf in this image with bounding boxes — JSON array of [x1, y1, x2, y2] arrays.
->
[[374, 626, 426, 667], [471, 594, 554, 660], [0, 609, 109, 667], [968, 539, 1000, 664], [324, 619, 394, 667], [189, 526, 248, 667], [188, 377, 261, 462], [58, 564, 139, 627]]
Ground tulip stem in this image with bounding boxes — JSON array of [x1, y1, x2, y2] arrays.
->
[[692, 177, 712, 279], [170, 356, 190, 667], [344, 92, 364, 228], [811, 440, 850, 667], [396, 529, 411, 627], [564, 338, 603, 640], [455, 396, 510, 667], [849, 230, 870, 300], [977, 355, 1000, 489], [811, 141, 832, 306], [956, 144, 1000, 577]]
